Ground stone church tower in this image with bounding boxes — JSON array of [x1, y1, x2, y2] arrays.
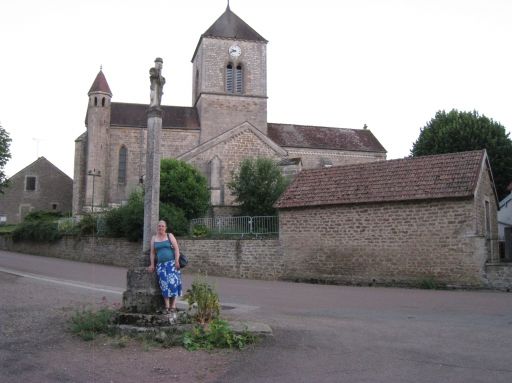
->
[[73, 6, 387, 216], [192, 5, 268, 142]]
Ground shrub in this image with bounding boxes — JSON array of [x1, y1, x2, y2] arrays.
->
[[104, 191, 144, 241], [12, 219, 61, 243], [183, 318, 255, 351], [228, 158, 289, 216], [191, 224, 209, 237], [104, 191, 189, 241], [24, 211, 63, 222], [184, 277, 220, 324], [159, 203, 188, 236], [70, 307, 115, 341], [160, 158, 210, 220]]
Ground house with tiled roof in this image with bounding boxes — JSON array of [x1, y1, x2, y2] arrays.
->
[[275, 150, 499, 288], [72, 5, 386, 215]]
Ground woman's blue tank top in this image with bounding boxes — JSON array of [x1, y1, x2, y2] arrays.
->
[[154, 239, 174, 264]]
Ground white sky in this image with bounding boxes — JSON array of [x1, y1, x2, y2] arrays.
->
[[1, 0, 511, 178]]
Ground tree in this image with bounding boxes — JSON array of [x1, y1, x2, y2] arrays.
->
[[160, 159, 210, 220], [228, 158, 289, 216], [0, 123, 12, 193], [411, 109, 512, 200]]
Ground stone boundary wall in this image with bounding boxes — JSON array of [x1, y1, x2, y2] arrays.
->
[[485, 263, 512, 291], [0, 233, 510, 289], [0, 235, 282, 280]]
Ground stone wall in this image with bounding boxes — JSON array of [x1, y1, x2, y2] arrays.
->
[[279, 198, 491, 288], [485, 263, 512, 291], [187, 129, 282, 206], [285, 147, 386, 169], [0, 235, 141, 268], [0, 235, 282, 280]]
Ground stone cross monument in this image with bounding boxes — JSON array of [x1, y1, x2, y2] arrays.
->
[[122, 58, 166, 313]]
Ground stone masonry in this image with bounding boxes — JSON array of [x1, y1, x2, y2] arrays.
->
[[0, 157, 73, 224]]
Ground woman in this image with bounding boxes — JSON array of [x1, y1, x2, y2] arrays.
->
[[147, 220, 182, 319]]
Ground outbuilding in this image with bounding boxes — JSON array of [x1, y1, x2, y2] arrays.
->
[[275, 150, 498, 288]]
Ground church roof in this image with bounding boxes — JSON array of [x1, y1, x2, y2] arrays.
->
[[275, 150, 489, 209], [88, 70, 112, 96], [192, 6, 267, 62], [268, 123, 387, 153], [203, 6, 267, 42], [109, 103, 200, 129]]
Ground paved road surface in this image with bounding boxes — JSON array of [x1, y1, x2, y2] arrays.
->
[[1, 250, 512, 383]]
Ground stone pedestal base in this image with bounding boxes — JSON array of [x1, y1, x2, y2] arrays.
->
[[122, 267, 164, 314]]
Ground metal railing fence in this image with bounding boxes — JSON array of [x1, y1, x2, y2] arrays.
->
[[190, 216, 278, 236]]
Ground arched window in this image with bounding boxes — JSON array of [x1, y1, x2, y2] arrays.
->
[[102, 97, 105, 107], [118, 146, 127, 184], [94, 97, 98, 106], [235, 65, 243, 94], [226, 63, 234, 93]]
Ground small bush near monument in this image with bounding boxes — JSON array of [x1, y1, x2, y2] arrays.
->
[[183, 276, 221, 324], [183, 318, 255, 351]]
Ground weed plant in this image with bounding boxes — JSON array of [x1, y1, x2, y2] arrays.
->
[[183, 319, 256, 351], [70, 307, 115, 341], [184, 277, 220, 324]]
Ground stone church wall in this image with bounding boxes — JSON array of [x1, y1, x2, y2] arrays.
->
[[187, 129, 282, 206], [105, 127, 200, 205], [285, 147, 386, 169]]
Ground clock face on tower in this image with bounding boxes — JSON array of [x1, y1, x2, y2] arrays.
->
[[229, 45, 241, 58]]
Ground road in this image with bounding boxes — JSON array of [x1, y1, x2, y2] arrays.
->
[[1, 250, 512, 383]]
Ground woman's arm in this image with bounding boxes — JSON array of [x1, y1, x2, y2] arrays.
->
[[169, 233, 180, 270], [147, 236, 156, 272]]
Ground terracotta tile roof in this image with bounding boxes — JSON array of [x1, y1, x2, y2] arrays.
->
[[268, 123, 386, 153], [88, 70, 112, 96], [275, 150, 486, 209], [109, 103, 200, 129]]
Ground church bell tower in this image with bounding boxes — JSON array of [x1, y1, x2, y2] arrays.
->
[[85, 69, 112, 210], [192, 5, 268, 143]]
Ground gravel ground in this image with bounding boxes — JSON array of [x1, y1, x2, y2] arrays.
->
[[0, 271, 234, 383]]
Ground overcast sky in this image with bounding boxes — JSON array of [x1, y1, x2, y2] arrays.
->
[[1, 0, 511, 178]]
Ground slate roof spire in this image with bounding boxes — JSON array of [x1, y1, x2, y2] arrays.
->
[[202, 5, 267, 42], [88, 68, 112, 96]]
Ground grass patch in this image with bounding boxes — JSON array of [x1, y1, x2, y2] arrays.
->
[[69, 307, 115, 341], [418, 276, 445, 290]]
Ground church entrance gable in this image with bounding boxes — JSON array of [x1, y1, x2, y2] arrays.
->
[[178, 122, 288, 207]]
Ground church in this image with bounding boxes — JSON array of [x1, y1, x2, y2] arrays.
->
[[72, 5, 387, 216]]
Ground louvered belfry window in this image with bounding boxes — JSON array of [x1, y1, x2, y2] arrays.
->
[[118, 146, 127, 184], [226, 64, 234, 93], [235, 65, 243, 94]]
